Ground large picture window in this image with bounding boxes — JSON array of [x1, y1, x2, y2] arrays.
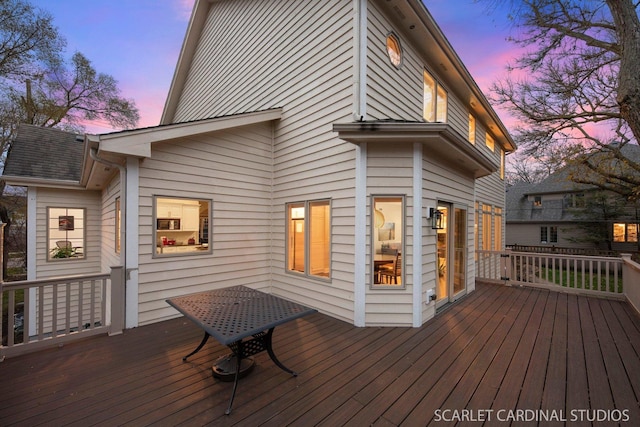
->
[[154, 197, 211, 256], [423, 69, 447, 123], [48, 207, 85, 260], [286, 200, 331, 279]]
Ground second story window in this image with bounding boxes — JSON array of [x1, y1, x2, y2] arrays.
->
[[468, 114, 476, 144], [423, 69, 447, 123], [485, 132, 495, 152], [386, 33, 402, 68], [565, 193, 585, 208]]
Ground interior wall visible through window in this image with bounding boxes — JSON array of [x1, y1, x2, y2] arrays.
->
[[493, 207, 502, 251], [614, 223, 639, 242], [154, 196, 212, 257], [468, 114, 476, 144], [482, 203, 492, 251], [372, 196, 404, 288], [47, 207, 85, 260], [423, 69, 447, 123], [286, 199, 331, 279]]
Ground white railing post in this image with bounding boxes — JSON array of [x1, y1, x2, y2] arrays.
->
[[502, 248, 512, 284], [109, 266, 125, 335]]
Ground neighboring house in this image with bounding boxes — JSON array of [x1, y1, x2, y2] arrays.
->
[[2, 0, 514, 328], [505, 145, 640, 254]]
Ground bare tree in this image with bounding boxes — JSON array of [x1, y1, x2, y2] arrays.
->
[[15, 52, 139, 130], [0, 0, 140, 279], [491, 0, 640, 200], [0, 0, 64, 78]]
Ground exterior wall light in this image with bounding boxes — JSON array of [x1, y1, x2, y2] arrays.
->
[[429, 207, 444, 230]]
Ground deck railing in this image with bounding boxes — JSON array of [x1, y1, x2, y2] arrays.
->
[[0, 266, 124, 360], [621, 254, 640, 313], [476, 250, 625, 299]]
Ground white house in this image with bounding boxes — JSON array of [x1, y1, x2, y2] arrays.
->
[[2, 0, 515, 329]]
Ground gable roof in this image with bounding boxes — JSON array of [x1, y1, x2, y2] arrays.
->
[[506, 144, 640, 222], [91, 109, 283, 157], [3, 124, 85, 186], [523, 144, 640, 196]]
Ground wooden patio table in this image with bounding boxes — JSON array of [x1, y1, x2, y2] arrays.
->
[[166, 285, 317, 415]]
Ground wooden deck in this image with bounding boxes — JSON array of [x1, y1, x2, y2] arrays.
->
[[1, 282, 639, 426]]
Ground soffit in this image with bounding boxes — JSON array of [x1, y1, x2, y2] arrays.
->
[[333, 121, 496, 178]]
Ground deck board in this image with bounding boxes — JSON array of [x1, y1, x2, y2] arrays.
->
[[1, 282, 639, 426]]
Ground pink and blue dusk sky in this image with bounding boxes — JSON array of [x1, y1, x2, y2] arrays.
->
[[29, 0, 517, 134]]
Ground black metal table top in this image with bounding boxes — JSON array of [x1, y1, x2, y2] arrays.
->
[[166, 286, 317, 345]]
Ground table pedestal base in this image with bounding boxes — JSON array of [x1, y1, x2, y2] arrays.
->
[[212, 354, 255, 382]]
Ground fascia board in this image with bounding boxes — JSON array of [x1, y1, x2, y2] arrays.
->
[[96, 109, 283, 157], [2, 175, 84, 190]]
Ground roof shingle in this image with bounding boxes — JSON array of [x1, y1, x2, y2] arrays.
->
[[3, 125, 84, 182]]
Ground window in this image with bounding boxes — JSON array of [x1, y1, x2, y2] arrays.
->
[[540, 226, 548, 243], [550, 226, 558, 243], [500, 149, 505, 180], [533, 196, 542, 207], [372, 196, 404, 288], [565, 193, 585, 208], [48, 207, 85, 260], [154, 197, 211, 256], [287, 200, 331, 278], [482, 203, 492, 251], [485, 132, 495, 152], [493, 207, 502, 251], [468, 114, 476, 144], [614, 223, 638, 242], [423, 69, 447, 122], [386, 33, 402, 68]]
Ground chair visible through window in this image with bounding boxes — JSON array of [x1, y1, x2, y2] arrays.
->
[[378, 251, 402, 284], [56, 240, 72, 250], [53, 240, 82, 258]]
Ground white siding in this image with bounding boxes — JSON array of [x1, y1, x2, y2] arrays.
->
[[366, 143, 415, 326], [421, 152, 475, 322], [171, 0, 359, 323], [173, 0, 354, 122], [366, 2, 422, 121], [137, 123, 274, 325], [101, 174, 121, 272], [155, 0, 509, 326], [35, 189, 102, 278], [366, 2, 485, 146]]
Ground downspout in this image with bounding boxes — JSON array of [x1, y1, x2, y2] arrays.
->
[[89, 146, 127, 328], [353, 0, 368, 326], [353, 0, 367, 121]]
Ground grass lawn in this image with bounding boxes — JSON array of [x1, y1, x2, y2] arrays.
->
[[538, 267, 623, 293]]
